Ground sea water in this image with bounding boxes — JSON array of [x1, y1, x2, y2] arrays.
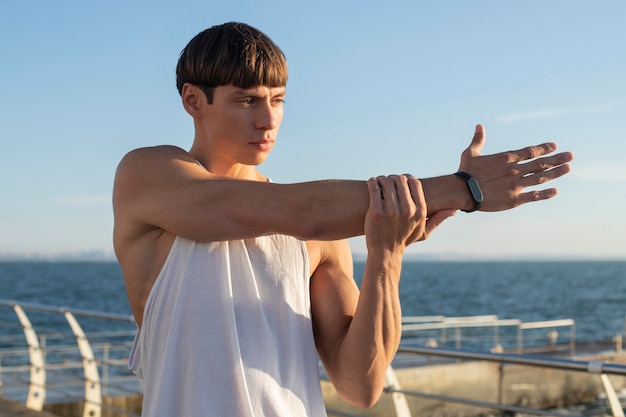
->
[[1, 260, 626, 415], [1, 260, 625, 341]]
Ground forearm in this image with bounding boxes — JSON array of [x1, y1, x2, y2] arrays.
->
[[421, 174, 473, 214], [239, 176, 467, 240], [178, 177, 465, 242], [332, 250, 404, 407], [266, 175, 467, 242], [187, 179, 370, 242], [280, 180, 370, 240]]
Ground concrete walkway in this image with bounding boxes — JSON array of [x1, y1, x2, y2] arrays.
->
[[0, 397, 58, 417]]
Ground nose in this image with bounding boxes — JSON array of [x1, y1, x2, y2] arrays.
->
[[255, 101, 281, 130]]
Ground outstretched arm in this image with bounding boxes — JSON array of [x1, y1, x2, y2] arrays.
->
[[113, 125, 573, 245], [310, 176, 455, 407]]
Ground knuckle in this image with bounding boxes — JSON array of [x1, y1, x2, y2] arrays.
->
[[527, 146, 540, 159], [538, 159, 551, 170], [504, 152, 517, 164]]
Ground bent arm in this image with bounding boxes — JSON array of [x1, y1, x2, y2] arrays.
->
[[309, 239, 403, 408], [309, 176, 448, 407]]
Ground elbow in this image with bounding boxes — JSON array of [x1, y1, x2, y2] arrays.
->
[[340, 385, 384, 409], [335, 377, 385, 409], [355, 391, 384, 409], [327, 352, 393, 409]]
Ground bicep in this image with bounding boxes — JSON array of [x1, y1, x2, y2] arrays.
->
[[113, 146, 304, 242], [308, 239, 359, 368]]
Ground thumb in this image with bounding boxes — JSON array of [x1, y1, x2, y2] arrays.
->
[[467, 124, 486, 157], [422, 209, 457, 240]]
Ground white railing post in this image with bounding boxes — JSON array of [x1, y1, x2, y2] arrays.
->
[[600, 374, 625, 417], [13, 304, 46, 410], [64, 311, 102, 417], [588, 359, 625, 417], [385, 365, 412, 417]]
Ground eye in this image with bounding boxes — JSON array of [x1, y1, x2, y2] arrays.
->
[[272, 97, 285, 106], [238, 98, 254, 106]]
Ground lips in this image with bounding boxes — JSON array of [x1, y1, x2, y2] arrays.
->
[[249, 139, 274, 151]]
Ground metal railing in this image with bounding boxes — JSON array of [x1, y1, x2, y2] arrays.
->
[[2, 302, 626, 417], [400, 346, 626, 417], [326, 345, 626, 417], [0, 300, 140, 417], [401, 315, 578, 355]]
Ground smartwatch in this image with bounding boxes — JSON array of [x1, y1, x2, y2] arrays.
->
[[454, 171, 483, 213]]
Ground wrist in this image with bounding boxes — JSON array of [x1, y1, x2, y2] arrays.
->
[[363, 251, 403, 284], [421, 175, 475, 214], [453, 172, 483, 212]]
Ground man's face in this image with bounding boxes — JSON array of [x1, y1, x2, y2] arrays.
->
[[202, 84, 286, 168]]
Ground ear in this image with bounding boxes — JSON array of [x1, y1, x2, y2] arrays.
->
[[181, 84, 205, 118]]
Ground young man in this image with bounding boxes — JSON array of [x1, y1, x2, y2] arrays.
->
[[113, 22, 573, 416]]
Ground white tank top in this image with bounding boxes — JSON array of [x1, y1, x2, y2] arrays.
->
[[129, 235, 327, 416]]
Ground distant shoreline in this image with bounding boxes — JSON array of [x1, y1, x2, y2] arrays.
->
[[1, 253, 624, 263], [0, 251, 115, 262]]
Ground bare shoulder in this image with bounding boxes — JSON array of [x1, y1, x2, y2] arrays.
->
[[112, 145, 196, 259], [306, 239, 353, 280], [115, 145, 195, 179], [113, 145, 208, 211]]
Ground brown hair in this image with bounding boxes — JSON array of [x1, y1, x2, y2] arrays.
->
[[176, 22, 288, 103]]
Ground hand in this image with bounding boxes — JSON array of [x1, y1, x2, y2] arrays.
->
[[459, 124, 574, 211], [365, 176, 455, 253]]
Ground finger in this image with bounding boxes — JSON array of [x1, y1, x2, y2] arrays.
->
[[405, 179, 428, 243], [410, 177, 427, 219], [421, 209, 457, 240], [507, 142, 559, 164], [520, 163, 571, 187], [376, 175, 398, 208], [466, 124, 486, 157], [518, 151, 575, 176], [516, 188, 559, 205], [389, 174, 415, 214], [404, 174, 426, 213], [366, 177, 383, 211]]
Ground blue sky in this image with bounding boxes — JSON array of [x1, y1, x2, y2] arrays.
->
[[1, 1, 624, 260]]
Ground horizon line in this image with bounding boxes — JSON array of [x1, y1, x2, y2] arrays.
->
[[1, 251, 624, 263]]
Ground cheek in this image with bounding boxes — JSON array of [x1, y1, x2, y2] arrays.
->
[[218, 111, 251, 133], [275, 109, 285, 126]]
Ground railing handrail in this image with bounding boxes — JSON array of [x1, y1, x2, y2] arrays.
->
[[402, 318, 522, 331], [397, 345, 626, 376], [3, 301, 625, 417], [519, 319, 575, 330], [0, 299, 135, 323], [401, 315, 446, 323]]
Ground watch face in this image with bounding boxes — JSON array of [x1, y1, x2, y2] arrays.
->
[[468, 178, 484, 202]]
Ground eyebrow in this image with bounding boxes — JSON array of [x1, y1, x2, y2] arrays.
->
[[233, 87, 286, 97]]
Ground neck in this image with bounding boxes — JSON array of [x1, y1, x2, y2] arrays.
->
[[190, 149, 267, 182]]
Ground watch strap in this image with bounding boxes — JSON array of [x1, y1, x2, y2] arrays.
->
[[454, 171, 483, 213]]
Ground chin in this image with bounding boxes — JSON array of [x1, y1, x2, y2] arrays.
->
[[245, 155, 269, 166]]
